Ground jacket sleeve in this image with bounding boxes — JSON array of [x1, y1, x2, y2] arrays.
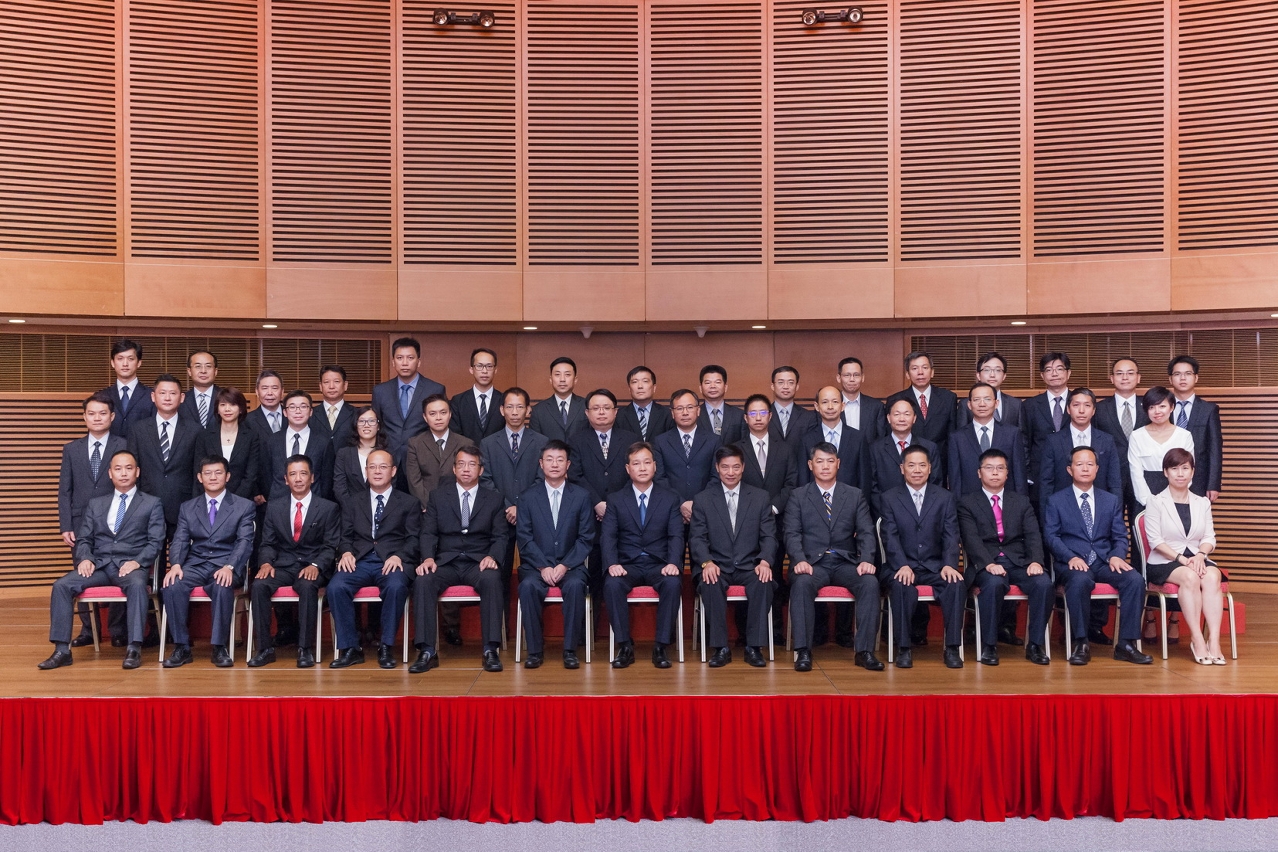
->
[[315, 505, 341, 577], [757, 498, 778, 568], [515, 493, 550, 569], [397, 499, 422, 564], [601, 499, 620, 568], [487, 503, 509, 563], [880, 499, 909, 571], [854, 495, 877, 565], [339, 499, 357, 556], [957, 499, 996, 569], [687, 496, 711, 570], [942, 496, 961, 569], [663, 499, 685, 566], [783, 490, 807, 565], [1206, 406, 1224, 492], [1021, 501, 1045, 566], [1101, 440, 1122, 497], [1104, 497, 1128, 563], [1039, 436, 1058, 499], [140, 501, 167, 571], [229, 502, 256, 573], [168, 507, 192, 567], [419, 493, 440, 560], [72, 508, 97, 565], [563, 496, 596, 569], [405, 438, 428, 504], [1042, 496, 1075, 565], [258, 504, 280, 567], [57, 449, 74, 533]]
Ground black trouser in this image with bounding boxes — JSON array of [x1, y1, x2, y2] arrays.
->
[[250, 567, 324, 651], [699, 566, 775, 649], [604, 563, 682, 646], [518, 566, 589, 654], [887, 567, 965, 649], [789, 558, 881, 653], [50, 565, 150, 646], [414, 558, 506, 651]]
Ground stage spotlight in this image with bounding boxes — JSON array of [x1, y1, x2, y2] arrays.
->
[[478, 10, 495, 27], [801, 7, 864, 26], [434, 9, 496, 26], [801, 8, 818, 25], [434, 8, 451, 24]]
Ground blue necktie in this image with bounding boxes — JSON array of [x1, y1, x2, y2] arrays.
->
[[89, 440, 102, 480], [822, 490, 833, 523], [682, 433, 692, 458], [208, 497, 218, 528], [1176, 401, 1189, 428], [1080, 493, 1097, 565], [637, 406, 648, 438], [399, 384, 412, 420], [113, 493, 128, 533], [638, 492, 647, 527], [119, 385, 130, 415], [373, 494, 385, 537], [461, 490, 471, 529]]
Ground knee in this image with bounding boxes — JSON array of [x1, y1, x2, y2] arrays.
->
[[1202, 568, 1222, 589], [477, 571, 501, 592]]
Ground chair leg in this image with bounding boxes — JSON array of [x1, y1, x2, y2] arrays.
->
[[1063, 600, 1072, 660], [246, 604, 255, 661], [676, 598, 684, 663], [767, 607, 774, 662], [158, 607, 168, 663], [609, 623, 615, 664], [584, 595, 592, 664], [89, 601, 101, 652], [699, 597, 707, 664], [1159, 595, 1169, 660], [1227, 591, 1238, 660], [1044, 608, 1052, 660], [403, 599, 410, 663], [229, 599, 237, 661], [972, 593, 982, 653], [515, 599, 523, 663], [330, 610, 338, 661], [957, 601, 964, 661], [886, 598, 894, 663]]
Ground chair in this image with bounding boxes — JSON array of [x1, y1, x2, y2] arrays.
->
[[514, 588, 592, 663], [74, 554, 163, 652], [784, 585, 852, 661], [245, 585, 326, 663], [693, 585, 774, 663], [876, 519, 962, 663], [319, 586, 411, 663], [971, 583, 1052, 659], [608, 586, 684, 663], [158, 570, 249, 662], [436, 584, 507, 651], [1134, 511, 1237, 660]]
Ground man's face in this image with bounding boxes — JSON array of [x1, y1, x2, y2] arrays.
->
[[586, 395, 617, 431], [320, 370, 347, 404], [771, 370, 798, 403], [700, 372, 726, 402], [1169, 362, 1198, 395], [977, 455, 1008, 492], [901, 452, 932, 488], [84, 400, 114, 435], [671, 393, 699, 429], [1069, 395, 1095, 429], [1110, 359, 1141, 394], [628, 371, 654, 403], [968, 386, 997, 422], [365, 451, 396, 490], [187, 353, 217, 388], [808, 449, 840, 483], [745, 402, 771, 436], [501, 394, 528, 429], [887, 399, 915, 435], [111, 350, 139, 382], [197, 463, 229, 495], [550, 364, 576, 396], [469, 352, 497, 388], [540, 449, 570, 483], [152, 381, 183, 416], [907, 356, 933, 390], [976, 359, 1005, 389], [284, 396, 311, 429], [1067, 450, 1098, 488], [626, 449, 656, 485], [393, 345, 420, 380], [1040, 359, 1070, 392], [424, 399, 451, 435], [837, 363, 863, 396], [816, 387, 843, 422], [716, 456, 744, 489], [454, 452, 481, 488], [286, 461, 314, 498], [257, 377, 283, 409], [108, 455, 139, 491]]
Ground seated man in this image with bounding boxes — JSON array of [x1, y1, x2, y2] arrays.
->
[[880, 445, 965, 669], [41, 450, 165, 671], [161, 455, 256, 668], [248, 454, 342, 669], [690, 445, 777, 668], [413, 445, 508, 673], [328, 449, 420, 670], [602, 441, 685, 669], [1043, 446, 1152, 666], [956, 449, 1053, 667], [517, 440, 595, 670], [784, 442, 881, 673]]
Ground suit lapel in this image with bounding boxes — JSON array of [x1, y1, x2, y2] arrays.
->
[[807, 485, 831, 527]]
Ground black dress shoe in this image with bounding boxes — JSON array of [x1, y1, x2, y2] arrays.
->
[[895, 648, 913, 669], [296, 647, 316, 668], [563, 650, 580, 669], [378, 643, 398, 669], [707, 647, 731, 668], [611, 643, 635, 669], [409, 649, 439, 673], [1113, 638, 1153, 665], [163, 644, 193, 668], [744, 646, 766, 668], [794, 648, 813, 672], [651, 645, 672, 669], [111, 635, 127, 648], [122, 645, 142, 669], [1025, 644, 1050, 666], [1068, 640, 1091, 666], [211, 645, 234, 667], [943, 645, 964, 669], [37, 650, 73, 670], [855, 651, 885, 671], [1089, 629, 1113, 646], [997, 627, 1024, 646], [483, 649, 504, 672], [524, 652, 544, 669], [247, 648, 276, 668], [978, 645, 999, 666], [444, 629, 463, 647], [71, 631, 95, 648], [329, 647, 365, 668], [274, 628, 299, 647], [141, 631, 160, 649]]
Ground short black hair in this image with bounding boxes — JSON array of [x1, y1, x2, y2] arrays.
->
[[256, 369, 283, 386], [284, 389, 312, 406], [84, 390, 115, 413], [392, 337, 421, 357], [320, 364, 347, 381], [421, 392, 450, 413], [1067, 387, 1098, 408], [904, 351, 933, 370], [699, 364, 727, 383], [1168, 355, 1200, 376], [198, 454, 229, 472], [1068, 445, 1097, 463], [549, 356, 577, 373], [153, 373, 182, 391], [284, 454, 313, 474], [1142, 385, 1174, 412], [108, 449, 137, 466], [809, 441, 839, 460], [714, 445, 745, 465], [470, 347, 497, 365], [901, 444, 931, 463], [978, 448, 1009, 467], [541, 439, 572, 458], [585, 388, 617, 408], [1039, 351, 1070, 372], [670, 388, 699, 407], [455, 444, 483, 463], [627, 365, 656, 384], [771, 365, 799, 382], [1110, 356, 1139, 373], [502, 386, 531, 407], [967, 381, 996, 400], [976, 352, 1007, 373], [837, 356, 864, 373], [187, 350, 218, 368], [743, 393, 772, 411], [110, 339, 142, 360], [626, 441, 655, 462]]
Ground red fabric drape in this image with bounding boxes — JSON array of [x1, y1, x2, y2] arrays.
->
[[1, 694, 1274, 825]]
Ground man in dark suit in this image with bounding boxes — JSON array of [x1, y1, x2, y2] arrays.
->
[[769, 365, 818, 456], [128, 374, 202, 536], [58, 392, 128, 646], [601, 442, 685, 669], [480, 387, 548, 605], [837, 357, 887, 444], [697, 364, 745, 445], [310, 364, 357, 456], [886, 351, 958, 480], [690, 445, 777, 667], [1043, 446, 1152, 666], [40, 450, 165, 671], [957, 352, 1024, 429], [1021, 351, 1072, 510], [104, 338, 154, 439], [1168, 355, 1224, 501], [370, 336, 447, 474], [244, 369, 286, 516], [247, 455, 341, 668], [516, 440, 595, 669], [616, 365, 675, 441], [948, 382, 1028, 499], [798, 386, 869, 492], [267, 390, 334, 501], [449, 347, 504, 444], [529, 356, 588, 443], [739, 394, 797, 645], [160, 455, 256, 668], [1093, 357, 1147, 520], [653, 389, 721, 525], [784, 442, 883, 672], [414, 445, 509, 673], [868, 398, 942, 518], [880, 446, 965, 669], [328, 449, 421, 669], [178, 350, 221, 433], [957, 448, 1053, 667], [1039, 388, 1123, 499]]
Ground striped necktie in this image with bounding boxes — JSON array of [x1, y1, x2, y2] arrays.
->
[[159, 420, 171, 464]]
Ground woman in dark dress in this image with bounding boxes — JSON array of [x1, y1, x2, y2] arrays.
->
[[195, 387, 260, 500], [331, 405, 387, 510]]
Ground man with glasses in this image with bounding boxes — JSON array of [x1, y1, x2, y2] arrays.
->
[[654, 389, 721, 525], [1167, 355, 1223, 502], [268, 390, 334, 500], [835, 357, 886, 443], [958, 352, 1023, 428], [450, 348, 504, 444], [1022, 352, 1072, 512]]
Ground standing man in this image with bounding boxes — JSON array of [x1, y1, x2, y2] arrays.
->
[[617, 366, 675, 441], [697, 365, 744, 445], [128, 374, 202, 537], [653, 389, 721, 525], [836, 357, 887, 443], [310, 364, 356, 456], [690, 445, 776, 667], [449, 348, 504, 444], [268, 390, 334, 501], [1039, 388, 1123, 499], [1022, 351, 1072, 510], [371, 336, 447, 474], [948, 382, 1028, 499], [867, 398, 941, 518], [180, 350, 221, 433], [798, 386, 869, 492], [516, 441, 595, 669], [740, 395, 797, 644], [480, 388, 548, 609], [769, 366, 816, 458], [104, 339, 154, 439], [957, 352, 1023, 428], [1093, 357, 1148, 521], [246, 369, 286, 505], [886, 351, 958, 479], [529, 356, 587, 443], [1168, 355, 1223, 501]]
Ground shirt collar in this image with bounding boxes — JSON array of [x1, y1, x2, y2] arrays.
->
[[156, 412, 178, 426], [546, 481, 565, 499], [1072, 425, 1091, 441], [117, 378, 138, 393], [914, 386, 931, 402], [677, 424, 697, 439], [205, 489, 227, 505], [633, 400, 651, 413], [286, 425, 309, 439], [982, 487, 1004, 503], [774, 401, 793, 413], [1073, 485, 1094, 502], [291, 491, 313, 511], [633, 483, 653, 500], [505, 425, 524, 440], [371, 485, 393, 500], [723, 483, 740, 498], [1114, 391, 1137, 404], [596, 427, 612, 440], [472, 385, 491, 400], [1177, 394, 1196, 406], [892, 431, 912, 445], [431, 429, 450, 444], [705, 401, 724, 413], [326, 400, 344, 412], [398, 375, 418, 392], [908, 484, 927, 501], [115, 485, 138, 501], [753, 433, 769, 448], [842, 394, 860, 405], [456, 482, 477, 500]]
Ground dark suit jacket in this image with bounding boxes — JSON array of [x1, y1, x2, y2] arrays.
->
[[653, 426, 720, 503], [1092, 393, 1148, 504], [689, 483, 777, 578], [616, 400, 675, 442], [529, 394, 588, 444], [797, 420, 870, 493], [515, 482, 596, 574], [309, 400, 357, 455], [340, 487, 422, 564], [104, 382, 155, 439], [419, 484, 506, 566], [736, 434, 797, 516], [957, 489, 1044, 573], [568, 427, 642, 505], [258, 494, 342, 580], [244, 406, 284, 497], [846, 395, 888, 444], [1038, 426, 1122, 501], [957, 391, 1023, 429], [867, 434, 942, 517], [698, 402, 745, 446], [59, 434, 128, 533], [371, 373, 448, 465], [479, 428, 548, 509], [1180, 396, 1224, 495], [128, 415, 202, 526], [179, 384, 222, 433], [600, 485, 684, 568], [1021, 391, 1068, 489], [449, 387, 504, 444], [267, 429, 334, 500], [1042, 486, 1128, 569], [885, 387, 958, 479], [168, 491, 256, 577], [73, 489, 166, 572], [782, 482, 877, 566], [948, 421, 1028, 499], [405, 430, 467, 506], [331, 446, 369, 511], [768, 403, 818, 462], [879, 484, 961, 573], [196, 426, 261, 501]]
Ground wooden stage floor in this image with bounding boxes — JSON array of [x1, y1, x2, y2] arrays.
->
[[3, 590, 1273, 699]]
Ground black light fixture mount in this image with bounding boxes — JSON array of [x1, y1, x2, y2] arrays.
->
[[801, 7, 863, 26], [433, 9, 496, 27]]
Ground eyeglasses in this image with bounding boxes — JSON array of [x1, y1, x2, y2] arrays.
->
[[587, 405, 615, 413], [471, 363, 496, 370], [671, 405, 699, 413], [284, 403, 311, 412], [978, 464, 1008, 472], [357, 418, 379, 427], [746, 411, 770, 418]]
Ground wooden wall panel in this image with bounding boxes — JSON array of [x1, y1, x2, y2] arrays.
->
[[0, 256, 123, 316], [1027, 255, 1171, 315], [398, 267, 523, 323], [768, 265, 895, 320], [895, 261, 1026, 318], [1172, 248, 1278, 312], [125, 260, 266, 319], [266, 266, 396, 320], [646, 266, 768, 321]]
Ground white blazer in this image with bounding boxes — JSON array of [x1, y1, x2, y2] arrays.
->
[[1143, 489, 1216, 564]]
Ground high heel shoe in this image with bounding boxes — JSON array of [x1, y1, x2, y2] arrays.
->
[[1190, 641, 1212, 665], [1212, 652, 1227, 665]]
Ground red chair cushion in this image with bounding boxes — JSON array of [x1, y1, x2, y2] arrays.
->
[[270, 586, 302, 601], [78, 587, 127, 601], [1092, 583, 1119, 597], [814, 585, 853, 600], [725, 584, 748, 599], [353, 586, 383, 601], [916, 585, 934, 599], [441, 585, 480, 599], [626, 586, 660, 601]]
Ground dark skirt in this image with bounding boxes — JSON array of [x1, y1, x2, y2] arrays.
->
[[1147, 549, 1217, 586]]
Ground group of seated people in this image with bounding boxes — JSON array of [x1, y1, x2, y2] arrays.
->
[[39, 338, 1231, 673]]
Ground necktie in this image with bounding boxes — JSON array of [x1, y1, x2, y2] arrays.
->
[[779, 406, 790, 435], [478, 393, 488, 428], [637, 406, 648, 438], [293, 501, 303, 542], [913, 490, 924, 515], [991, 494, 1004, 541], [119, 385, 130, 415], [638, 492, 647, 526], [510, 431, 520, 455], [1176, 401, 1189, 428], [1052, 396, 1063, 431], [683, 432, 692, 457], [898, 439, 907, 454], [711, 408, 722, 435], [1080, 492, 1097, 564], [756, 439, 767, 475], [979, 426, 990, 451], [292, 433, 301, 456], [113, 492, 128, 533], [599, 432, 609, 460], [208, 497, 218, 528], [159, 420, 171, 464], [994, 398, 1003, 423], [198, 393, 209, 427], [461, 490, 471, 528], [270, 411, 281, 433], [726, 490, 737, 532], [1120, 401, 1134, 438], [399, 384, 412, 420], [328, 405, 339, 429], [827, 428, 838, 449], [551, 489, 560, 527], [919, 393, 929, 419], [90, 440, 102, 480], [373, 494, 385, 537], [822, 490, 833, 523], [437, 438, 446, 452], [560, 400, 569, 427]]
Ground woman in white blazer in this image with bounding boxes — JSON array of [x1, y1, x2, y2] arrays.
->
[[1143, 447, 1225, 664]]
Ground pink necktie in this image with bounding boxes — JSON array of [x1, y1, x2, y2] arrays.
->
[[991, 494, 1005, 541]]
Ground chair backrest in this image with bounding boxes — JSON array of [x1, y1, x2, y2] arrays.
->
[[1134, 511, 1151, 582], [874, 517, 885, 567]]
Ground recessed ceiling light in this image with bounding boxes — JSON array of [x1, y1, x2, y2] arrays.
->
[[262, 323, 278, 329], [1271, 313, 1278, 318], [1010, 321, 1027, 326], [752, 324, 767, 329], [8, 318, 25, 324], [523, 326, 537, 330]]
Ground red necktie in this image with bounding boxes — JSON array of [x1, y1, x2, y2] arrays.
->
[[898, 439, 906, 453], [919, 393, 929, 419], [293, 501, 303, 542]]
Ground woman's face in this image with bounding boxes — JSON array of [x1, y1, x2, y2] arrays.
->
[[1165, 461, 1194, 490], [1147, 398, 1172, 425], [218, 401, 239, 423], [357, 414, 379, 440]]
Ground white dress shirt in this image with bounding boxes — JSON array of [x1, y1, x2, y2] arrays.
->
[[456, 482, 478, 523], [1174, 394, 1195, 424], [1072, 485, 1096, 518], [842, 394, 861, 429], [1071, 425, 1093, 447], [155, 412, 179, 437], [370, 486, 394, 520], [116, 378, 139, 397], [260, 405, 283, 432], [821, 421, 842, 450], [285, 425, 311, 456], [914, 387, 932, 409], [111, 486, 139, 533], [86, 433, 109, 466], [289, 490, 313, 527], [205, 489, 227, 516]]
